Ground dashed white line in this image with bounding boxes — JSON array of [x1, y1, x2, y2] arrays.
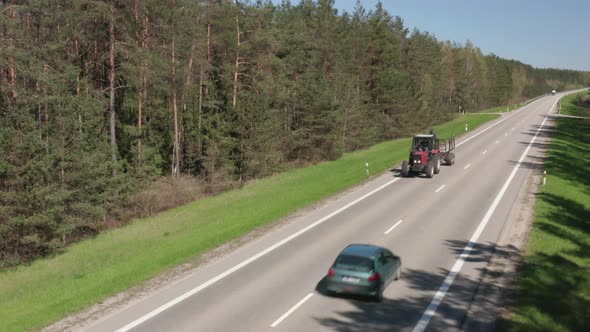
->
[[412, 97, 559, 332], [455, 99, 540, 148], [495, 140, 499, 144], [113, 177, 401, 332], [464, 163, 471, 170], [384, 219, 404, 235], [270, 293, 314, 327], [435, 185, 446, 193], [482, 150, 487, 155]]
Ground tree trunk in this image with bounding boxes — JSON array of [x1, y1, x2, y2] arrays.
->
[[9, 57, 17, 100], [232, 15, 240, 109], [197, 68, 203, 158], [108, 0, 117, 176], [137, 10, 149, 164], [171, 0, 180, 177], [182, 37, 197, 113], [205, 22, 211, 97], [232, 14, 245, 181], [74, 39, 82, 132]]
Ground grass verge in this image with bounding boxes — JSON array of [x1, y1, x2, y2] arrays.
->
[[0, 113, 498, 332], [502, 91, 590, 331], [481, 104, 519, 113]]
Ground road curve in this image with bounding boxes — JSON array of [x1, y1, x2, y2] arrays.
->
[[82, 94, 564, 332]]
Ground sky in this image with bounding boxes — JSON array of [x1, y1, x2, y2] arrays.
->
[[325, 0, 590, 72]]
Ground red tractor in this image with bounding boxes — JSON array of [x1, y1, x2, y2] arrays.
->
[[400, 132, 455, 178]]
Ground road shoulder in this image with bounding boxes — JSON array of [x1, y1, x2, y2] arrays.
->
[[460, 114, 554, 331]]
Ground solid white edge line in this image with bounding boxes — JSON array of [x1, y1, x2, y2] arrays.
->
[[114, 178, 400, 332], [455, 98, 541, 148], [270, 293, 314, 327], [412, 98, 558, 332], [115, 96, 554, 332], [435, 185, 446, 193], [464, 163, 471, 170], [384, 219, 404, 235]]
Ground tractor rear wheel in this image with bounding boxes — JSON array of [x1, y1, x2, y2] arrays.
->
[[446, 152, 455, 166], [401, 160, 409, 177], [434, 154, 441, 174], [425, 161, 434, 178]]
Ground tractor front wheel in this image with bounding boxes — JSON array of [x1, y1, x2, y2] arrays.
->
[[401, 160, 409, 177], [425, 161, 434, 178]]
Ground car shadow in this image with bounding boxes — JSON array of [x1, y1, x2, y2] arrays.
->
[[315, 277, 377, 302], [312, 240, 526, 332]]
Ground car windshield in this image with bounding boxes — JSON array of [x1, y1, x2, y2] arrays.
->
[[334, 255, 374, 272]]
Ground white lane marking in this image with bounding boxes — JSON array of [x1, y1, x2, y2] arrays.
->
[[270, 293, 314, 327], [464, 163, 471, 170], [482, 150, 487, 155], [115, 96, 549, 332], [495, 140, 499, 144], [384, 219, 404, 235], [505, 133, 508, 136], [114, 178, 401, 332], [455, 99, 540, 148], [435, 185, 446, 193], [412, 98, 558, 332]]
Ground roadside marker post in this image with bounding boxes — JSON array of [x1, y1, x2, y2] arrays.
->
[[543, 171, 547, 185], [365, 162, 369, 177], [465, 124, 468, 132]]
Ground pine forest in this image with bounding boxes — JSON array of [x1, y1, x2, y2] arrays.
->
[[1, 0, 589, 267]]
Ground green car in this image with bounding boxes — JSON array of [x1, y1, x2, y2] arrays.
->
[[325, 244, 401, 301]]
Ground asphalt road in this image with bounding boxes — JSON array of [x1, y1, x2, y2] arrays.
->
[[83, 94, 564, 332]]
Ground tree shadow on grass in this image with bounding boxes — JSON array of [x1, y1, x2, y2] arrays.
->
[[499, 193, 590, 331], [516, 117, 590, 195]]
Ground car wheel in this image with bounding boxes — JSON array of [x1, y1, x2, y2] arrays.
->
[[375, 287, 384, 302]]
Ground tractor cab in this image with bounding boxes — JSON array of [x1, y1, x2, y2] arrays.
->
[[412, 134, 438, 153], [400, 132, 455, 178]]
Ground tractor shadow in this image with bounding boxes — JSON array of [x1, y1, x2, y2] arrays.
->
[[389, 167, 449, 179]]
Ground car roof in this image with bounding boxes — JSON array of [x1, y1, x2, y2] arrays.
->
[[340, 244, 383, 257]]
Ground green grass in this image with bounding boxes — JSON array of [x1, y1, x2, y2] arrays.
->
[[481, 104, 519, 113], [503, 91, 590, 331], [0, 113, 498, 332], [560, 90, 590, 117]]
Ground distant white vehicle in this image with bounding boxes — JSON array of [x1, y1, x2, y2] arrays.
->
[[552, 90, 556, 95]]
